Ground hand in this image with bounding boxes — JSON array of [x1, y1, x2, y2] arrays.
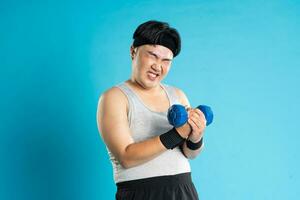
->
[[187, 108, 206, 142]]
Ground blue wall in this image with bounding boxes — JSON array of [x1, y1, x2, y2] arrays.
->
[[1, 0, 299, 199]]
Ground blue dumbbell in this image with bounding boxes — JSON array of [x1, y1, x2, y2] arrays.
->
[[167, 104, 214, 128]]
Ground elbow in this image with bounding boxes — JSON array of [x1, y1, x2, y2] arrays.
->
[[117, 144, 138, 169], [119, 158, 135, 169], [187, 154, 197, 160], [186, 153, 201, 160], [118, 150, 134, 169], [119, 159, 130, 169]]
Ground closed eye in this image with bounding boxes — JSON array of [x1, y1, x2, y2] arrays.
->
[[147, 51, 172, 62], [148, 51, 158, 59], [161, 60, 169, 65]]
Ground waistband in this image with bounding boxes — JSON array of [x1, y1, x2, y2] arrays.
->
[[116, 172, 192, 190]]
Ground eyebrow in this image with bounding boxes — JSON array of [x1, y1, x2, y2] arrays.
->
[[147, 51, 173, 62]]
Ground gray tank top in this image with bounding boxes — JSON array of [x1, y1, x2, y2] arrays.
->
[[107, 82, 191, 183]]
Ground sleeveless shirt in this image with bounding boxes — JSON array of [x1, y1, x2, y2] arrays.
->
[[107, 82, 191, 183]]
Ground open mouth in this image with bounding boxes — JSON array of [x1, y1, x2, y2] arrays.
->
[[147, 71, 159, 81]]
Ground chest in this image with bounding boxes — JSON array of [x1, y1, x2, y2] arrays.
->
[[137, 91, 170, 113]]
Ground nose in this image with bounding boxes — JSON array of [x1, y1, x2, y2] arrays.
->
[[151, 62, 162, 72]]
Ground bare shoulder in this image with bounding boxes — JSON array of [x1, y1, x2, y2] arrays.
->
[[97, 86, 129, 135], [99, 86, 127, 103], [173, 87, 191, 107], [98, 86, 128, 112]]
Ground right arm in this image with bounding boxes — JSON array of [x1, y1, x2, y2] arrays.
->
[[97, 87, 190, 169]]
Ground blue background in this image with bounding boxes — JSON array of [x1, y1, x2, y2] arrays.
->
[[1, 0, 299, 199]]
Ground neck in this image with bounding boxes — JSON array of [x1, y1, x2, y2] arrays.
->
[[127, 79, 162, 94]]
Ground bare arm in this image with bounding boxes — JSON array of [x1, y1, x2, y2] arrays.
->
[[175, 88, 206, 159], [97, 87, 190, 168]]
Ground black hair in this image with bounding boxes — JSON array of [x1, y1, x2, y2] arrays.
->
[[132, 20, 181, 57]]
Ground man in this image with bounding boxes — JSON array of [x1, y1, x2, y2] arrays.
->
[[97, 20, 207, 200]]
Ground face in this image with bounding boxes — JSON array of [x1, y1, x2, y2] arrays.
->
[[130, 44, 173, 90]]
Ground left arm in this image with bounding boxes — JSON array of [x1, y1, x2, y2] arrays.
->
[[175, 88, 207, 159]]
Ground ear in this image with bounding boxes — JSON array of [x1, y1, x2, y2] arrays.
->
[[130, 45, 136, 60]]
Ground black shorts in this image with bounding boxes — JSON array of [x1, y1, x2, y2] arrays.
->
[[116, 172, 199, 200]]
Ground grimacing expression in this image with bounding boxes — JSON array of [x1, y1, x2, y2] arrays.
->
[[131, 45, 173, 89]]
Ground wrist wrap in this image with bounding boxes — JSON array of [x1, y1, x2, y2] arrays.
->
[[186, 138, 203, 150], [159, 128, 185, 149]]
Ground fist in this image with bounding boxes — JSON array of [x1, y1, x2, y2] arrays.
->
[[187, 108, 207, 142]]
